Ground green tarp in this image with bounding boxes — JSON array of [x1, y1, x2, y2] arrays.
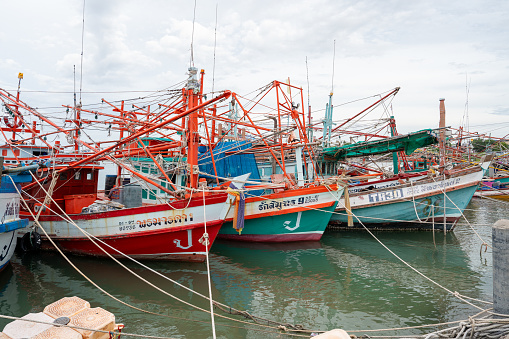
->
[[322, 129, 438, 160]]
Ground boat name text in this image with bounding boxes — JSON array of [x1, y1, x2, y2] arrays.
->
[[258, 195, 319, 211], [118, 213, 194, 231]]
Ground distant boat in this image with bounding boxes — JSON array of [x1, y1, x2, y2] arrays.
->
[[474, 177, 509, 201]]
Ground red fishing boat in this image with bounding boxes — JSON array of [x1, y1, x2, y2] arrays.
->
[[0, 70, 234, 261]]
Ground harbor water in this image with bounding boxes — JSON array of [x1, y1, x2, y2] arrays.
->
[[0, 198, 501, 338]]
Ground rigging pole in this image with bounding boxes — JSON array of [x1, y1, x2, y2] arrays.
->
[[322, 40, 335, 147]]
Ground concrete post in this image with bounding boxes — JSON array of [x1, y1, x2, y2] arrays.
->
[[493, 219, 509, 315]]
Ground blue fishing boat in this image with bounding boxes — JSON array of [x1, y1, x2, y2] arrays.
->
[[0, 161, 36, 271]]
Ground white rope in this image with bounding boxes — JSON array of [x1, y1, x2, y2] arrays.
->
[[410, 180, 423, 222], [202, 187, 217, 339], [429, 174, 492, 248], [18, 173, 298, 334], [242, 190, 493, 310]]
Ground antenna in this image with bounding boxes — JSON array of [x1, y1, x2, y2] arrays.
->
[[306, 56, 310, 109], [322, 40, 336, 147], [79, 0, 86, 105], [331, 39, 336, 94], [190, 0, 197, 68], [212, 3, 218, 94], [73, 65, 77, 109], [464, 72, 470, 132], [306, 56, 313, 142]]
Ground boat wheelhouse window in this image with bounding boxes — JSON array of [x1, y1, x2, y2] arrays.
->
[[86, 172, 93, 180], [59, 172, 68, 180], [75, 171, 81, 180], [32, 151, 48, 156]]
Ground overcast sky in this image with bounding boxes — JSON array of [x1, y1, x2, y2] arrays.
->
[[1, 0, 508, 139]]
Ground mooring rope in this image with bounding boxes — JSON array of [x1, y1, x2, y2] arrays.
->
[[10, 172, 502, 337], [242, 189, 494, 312], [428, 175, 492, 249], [13, 175, 307, 336]]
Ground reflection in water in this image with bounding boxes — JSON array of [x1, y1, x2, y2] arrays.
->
[[0, 199, 498, 338]]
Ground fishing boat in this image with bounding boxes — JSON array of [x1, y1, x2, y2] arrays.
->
[[0, 69, 235, 262], [193, 80, 346, 242], [322, 126, 492, 231], [0, 161, 36, 271], [329, 162, 489, 231], [220, 184, 343, 242], [474, 178, 509, 201], [3, 70, 345, 247]]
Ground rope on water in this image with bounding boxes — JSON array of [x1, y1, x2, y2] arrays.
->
[[243, 188, 494, 313], [202, 187, 217, 339], [12, 173, 498, 337], [14, 175, 308, 336], [428, 175, 492, 250]]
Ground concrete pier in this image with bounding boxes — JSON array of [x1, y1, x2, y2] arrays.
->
[[493, 219, 509, 315]]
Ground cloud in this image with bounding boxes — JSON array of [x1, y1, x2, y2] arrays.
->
[[490, 107, 509, 116], [1, 0, 508, 137]]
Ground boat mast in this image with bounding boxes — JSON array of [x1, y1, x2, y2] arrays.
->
[[439, 98, 446, 169], [185, 67, 201, 189], [322, 40, 336, 147], [13, 73, 23, 140]]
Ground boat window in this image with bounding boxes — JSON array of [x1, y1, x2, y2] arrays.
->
[[33, 151, 48, 156], [59, 172, 68, 180], [75, 171, 81, 180], [86, 172, 93, 180]]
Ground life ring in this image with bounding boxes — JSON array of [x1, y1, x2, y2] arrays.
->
[[3, 115, 23, 129], [36, 166, 45, 178]]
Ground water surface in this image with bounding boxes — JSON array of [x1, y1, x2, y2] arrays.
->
[[0, 198, 499, 338]]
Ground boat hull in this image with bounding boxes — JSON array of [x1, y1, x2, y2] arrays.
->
[[330, 167, 483, 231], [219, 185, 343, 242], [1, 222, 27, 271], [25, 193, 230, 262], [40, 220, 223, 262], [1, 179, 29, 271]]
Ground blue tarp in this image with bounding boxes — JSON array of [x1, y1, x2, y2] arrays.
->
[[198, 141, 263, 195]]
